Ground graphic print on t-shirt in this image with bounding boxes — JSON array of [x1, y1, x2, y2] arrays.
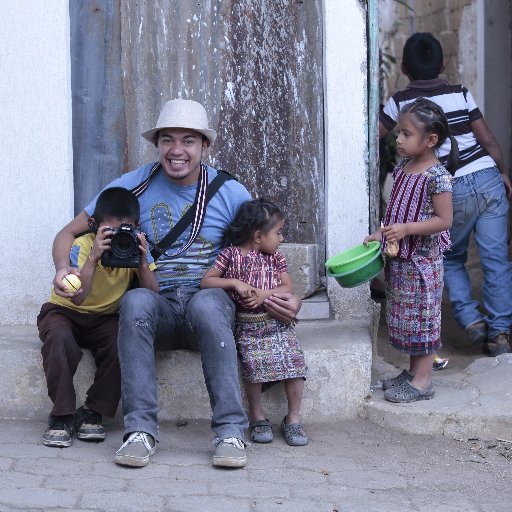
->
[[150, 201, 215, 291]]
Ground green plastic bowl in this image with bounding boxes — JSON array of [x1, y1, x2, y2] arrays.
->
[[325, 241, 381, 275], [326, 248, 384, 288]]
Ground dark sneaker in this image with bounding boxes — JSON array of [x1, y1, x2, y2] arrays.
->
[[433, 356, 449, 371], [115, 431, 156, 467], [466, 321, 488, 345], [74, 406, 106, 441], [42, 414, 74, 448], [212, 437, 247, 468], [486, 333, 511, 357]]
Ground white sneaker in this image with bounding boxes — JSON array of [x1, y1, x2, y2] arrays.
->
[[212, 437, 247, 468], [115, 431, 156, 467]]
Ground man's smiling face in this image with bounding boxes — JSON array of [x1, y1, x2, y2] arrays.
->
[[156, 128, 209, 186]]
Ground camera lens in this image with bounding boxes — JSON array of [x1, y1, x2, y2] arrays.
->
[[111, 231, 138, 258]]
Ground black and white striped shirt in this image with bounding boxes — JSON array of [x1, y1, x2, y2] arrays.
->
[[380, 78, 496, 178]]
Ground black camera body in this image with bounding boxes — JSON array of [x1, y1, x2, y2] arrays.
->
[[101, 223, 141, 268]]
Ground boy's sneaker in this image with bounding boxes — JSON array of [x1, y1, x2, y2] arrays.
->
[[212, 437, 247, 468], [74, 405, 106, 441], [115, 431, 156, 467], [486, 333, 511, 357], [42, 414, 74, 448], [433, 356, 449, 371], [466, 321, 488, 345]]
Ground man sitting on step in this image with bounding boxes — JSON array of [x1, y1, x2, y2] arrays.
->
[[51, 99, 301, 468]]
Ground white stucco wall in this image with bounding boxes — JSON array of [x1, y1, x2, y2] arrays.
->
[[323, 0, 372, 319], [458, 2, 480, 106], [0, 1, 73, 324]]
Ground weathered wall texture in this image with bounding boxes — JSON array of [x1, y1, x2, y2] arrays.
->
[[0, 1, 73, 324], [71, 0, 324, 265]]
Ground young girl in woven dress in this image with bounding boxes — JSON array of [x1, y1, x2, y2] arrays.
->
[[365, 97, 457, 403], [200, 198, 308, 445]]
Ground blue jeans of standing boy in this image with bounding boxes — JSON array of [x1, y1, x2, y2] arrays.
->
[[443, 167, 512, 339], [117, 286, 248, 442]]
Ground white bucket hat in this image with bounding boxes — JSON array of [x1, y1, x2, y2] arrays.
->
[[141, 99, 217, 145]]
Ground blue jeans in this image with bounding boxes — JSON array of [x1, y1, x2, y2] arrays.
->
[[117, 286, 248, 441], [443, 167, 512, 338]]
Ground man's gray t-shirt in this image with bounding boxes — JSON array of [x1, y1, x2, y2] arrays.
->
[[85, 162, 251, 292]]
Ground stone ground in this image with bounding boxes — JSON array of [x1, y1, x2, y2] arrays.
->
[[0, 418, 511, 512], [2, 239, 511, 511]]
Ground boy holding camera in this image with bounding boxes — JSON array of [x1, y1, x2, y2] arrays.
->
[[37, 187, 158, 447]]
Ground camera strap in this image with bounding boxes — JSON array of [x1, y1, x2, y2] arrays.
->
[[131, 163, 234, 261]]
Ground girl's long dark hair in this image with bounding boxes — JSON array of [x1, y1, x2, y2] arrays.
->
[[223, 198, 284, 247], [400, 97, 460, 174]]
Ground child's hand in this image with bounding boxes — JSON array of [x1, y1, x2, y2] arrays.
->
[[90, 224, 114, 263], [234, 281, 256, 299], [364, 229, 381, 246], [382, 223, 408, 243], [242, 289, 266, 309], [53, 267, 82, 297], [137, 232, 150, 268]]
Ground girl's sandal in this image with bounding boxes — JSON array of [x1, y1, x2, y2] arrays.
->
[[384, 380, 435, 403], [250, 419, 273, 443], [381, 369, 413, 390], [281, 416, 309, 446]]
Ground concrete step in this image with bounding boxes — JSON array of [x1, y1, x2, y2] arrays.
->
[[364, 355, 512, 441], [296, 290, 331, 320], [0, 321, 372, 423]]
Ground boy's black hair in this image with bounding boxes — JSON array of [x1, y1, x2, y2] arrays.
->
[[400, 97, 460, 174], [402, 32, 443, 80], [223, 198, 284, 247], [92, 187, 140, 225]]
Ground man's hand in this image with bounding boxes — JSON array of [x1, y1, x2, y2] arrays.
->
[[263, 292, 301, 324]]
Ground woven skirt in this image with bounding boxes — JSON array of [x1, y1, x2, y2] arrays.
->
[[235, 314, 307, 384], [386, 255, 443, 355]]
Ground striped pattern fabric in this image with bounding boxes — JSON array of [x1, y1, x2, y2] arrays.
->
[[212, 247, 287, 313], [383, 160, 452, 259], [380, 78, 496, 178], [130, 162, 161, 197], [384, 165, 429, 259], [236, 312, 271, 323]]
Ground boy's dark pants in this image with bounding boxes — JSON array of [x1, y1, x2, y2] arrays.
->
[[37, 303, 121, 418]]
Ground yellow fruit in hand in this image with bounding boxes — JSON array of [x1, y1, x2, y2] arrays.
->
[[62, 274, 81, 292], [386, 241, 399, 258]]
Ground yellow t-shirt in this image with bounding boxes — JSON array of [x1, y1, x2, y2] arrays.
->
[[49, 233, 156, 314]]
